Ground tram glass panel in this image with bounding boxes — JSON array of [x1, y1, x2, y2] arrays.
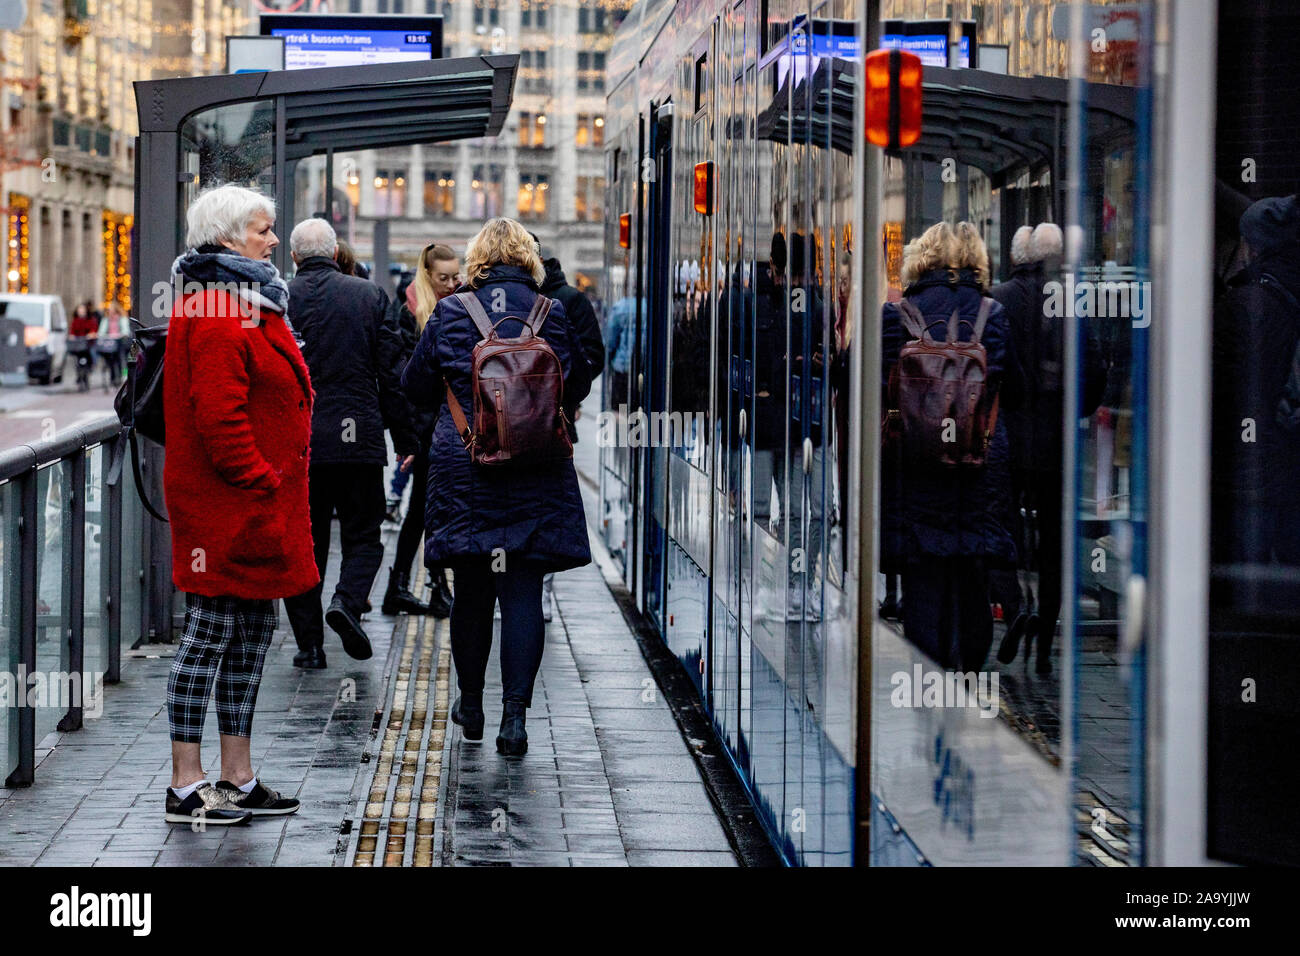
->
[[1068, 3, 1152, 867], [601, 106, 638, 574], [1207, 0, 1300, 867], [868, 0, 1148, 866], [663, 51, 713, 690], [818, 0, 859, 865], [711, 1, 744, 753], [750, 27, 792, 842], [179, 101, 276, 248]]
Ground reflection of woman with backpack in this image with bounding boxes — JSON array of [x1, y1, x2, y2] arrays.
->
[[880, 221, 1016, 672], [401, 218, 593, 756]]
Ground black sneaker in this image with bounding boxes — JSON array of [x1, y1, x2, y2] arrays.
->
[[325, 596, 373, 660], [164, 782, 252, 826], [215, 780, 301, 817]]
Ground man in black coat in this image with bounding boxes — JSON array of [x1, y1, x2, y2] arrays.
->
[[283, 217, 418, 668], [533, 236, 603, 621], [534, 234, 605, 437]]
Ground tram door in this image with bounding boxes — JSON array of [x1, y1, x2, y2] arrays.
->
[[640, 97, 674, 628]]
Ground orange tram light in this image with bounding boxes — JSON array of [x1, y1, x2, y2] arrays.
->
[[865, 48, 922, 150], [693, 161, 715, 215], [618, 213, 631, 248]]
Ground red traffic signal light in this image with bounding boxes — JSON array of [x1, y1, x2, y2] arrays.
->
[[865, 48, 922, 149]]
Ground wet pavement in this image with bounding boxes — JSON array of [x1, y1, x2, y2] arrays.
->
[[0, 393, 738, 866]]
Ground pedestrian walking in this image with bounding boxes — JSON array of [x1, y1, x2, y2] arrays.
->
[[402, 217, 593, 756], [97, 302, 126, 389], [537, 233, 604, 622], [383, 242, 461, 619], [282, 217, 418, 669], [69, 302, 98, 392], [163, 184, 312, 825]]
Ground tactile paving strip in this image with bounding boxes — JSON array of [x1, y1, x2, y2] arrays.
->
[[352, 577, 451, 867]]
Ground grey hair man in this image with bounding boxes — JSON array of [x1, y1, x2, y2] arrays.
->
[[1008, 224, 1035, 267], [290, 217, 339, 263], [282, 218, 418, 669]]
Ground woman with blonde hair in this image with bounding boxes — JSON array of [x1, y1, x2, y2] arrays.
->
[[880, 220, 1016, 672], [402, 218, 593, 756], [383, 242, 461, 618]]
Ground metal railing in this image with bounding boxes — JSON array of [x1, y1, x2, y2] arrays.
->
[[0, 414, 166, 787]]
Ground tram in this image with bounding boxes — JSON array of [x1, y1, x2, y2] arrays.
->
[[599, 0, 1300, 866]]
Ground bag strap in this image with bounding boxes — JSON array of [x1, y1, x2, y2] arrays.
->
[[128, 429, 169, 523], [1262, 274, 1300, 312], [524, 294, 552, 335], [897, 298, 928, 341], [455, 291, 495, 340], [444, 380, 474, 449]]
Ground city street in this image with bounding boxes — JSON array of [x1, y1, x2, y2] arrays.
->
[[0, 373, 120, 449]]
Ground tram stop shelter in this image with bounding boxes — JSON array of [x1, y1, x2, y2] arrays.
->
[[128, 54, 518, 641]]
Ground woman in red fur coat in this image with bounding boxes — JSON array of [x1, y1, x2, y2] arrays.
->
[[160, 184, 316, 826]]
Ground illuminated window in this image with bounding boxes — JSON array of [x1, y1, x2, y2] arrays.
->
[[471, 164, 503, 219], [575, 176, 604, 223], [517, 172, 549, 220], [518, 111, 546, 148], [424, 169, 455, 217], [374, 168, 408, 217], [576, 114, 605, 148]]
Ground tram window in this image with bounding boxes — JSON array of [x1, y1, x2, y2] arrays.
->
[[1207, 0, 1300, 867]]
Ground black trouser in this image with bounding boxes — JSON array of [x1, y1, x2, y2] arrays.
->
[[394, 438, 430, 578], [902, 556, 993, 672], [449, 558, 545, 706], [1028, 470, 1063, 660], [284, 462, 386, 651]]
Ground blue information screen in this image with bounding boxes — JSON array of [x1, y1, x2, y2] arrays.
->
[[272, 28, 434, 69]]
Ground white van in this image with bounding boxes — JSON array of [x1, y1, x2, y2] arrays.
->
[[0, 293, 68, 384]]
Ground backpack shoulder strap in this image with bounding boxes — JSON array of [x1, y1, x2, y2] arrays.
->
[[444, 379, 474, 449], [455, 291, 495, 340], [525, 294, 553, 335], [897, 298, 927, 340], [972, 296, 994, 344]]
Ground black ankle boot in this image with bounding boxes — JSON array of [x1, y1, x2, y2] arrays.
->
[[381, 567, 429, 616], [451, 692, 484, 741], [436, 568, 453, 608], [425, 581, 451, 620], [496, 700, 528, 756]]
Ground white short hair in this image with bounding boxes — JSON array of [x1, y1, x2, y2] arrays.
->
[[185, 184, 276, 249], [1031, 221, 1064, 261], [1009, 225, 1035, 266], [290, 218, 338, 260]]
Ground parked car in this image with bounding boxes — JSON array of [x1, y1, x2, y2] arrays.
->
[[0, 294, 68, 384]]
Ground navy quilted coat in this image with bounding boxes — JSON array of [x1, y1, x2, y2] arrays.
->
[[879, 268, 1018, 569], [401, 265, 594, 572]]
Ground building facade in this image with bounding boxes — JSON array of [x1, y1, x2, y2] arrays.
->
[[299, 0, 631, 296], [1, 0, 247, 313]]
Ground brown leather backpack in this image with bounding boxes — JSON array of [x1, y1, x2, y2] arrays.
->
[[443, 290, 573, 466], [889, 295, 999, 468]]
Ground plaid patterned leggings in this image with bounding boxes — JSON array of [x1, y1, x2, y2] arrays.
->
[[167, 593, 277, 743]]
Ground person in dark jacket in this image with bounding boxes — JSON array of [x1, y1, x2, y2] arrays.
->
[[881, 221, 1016, 672], [283, 217, 418, 669], [988, 226, 1037, 659], [993, 222, 1106, 673], [1212, 194, 1300, 572], [384, 242, 461, 618], [385, 268, 420, 519], [534, 234, 604, 621], [402, 217, 593, 757]]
